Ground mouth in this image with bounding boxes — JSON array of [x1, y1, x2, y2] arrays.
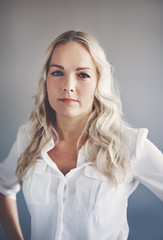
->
[[58, 98, 78, 104]]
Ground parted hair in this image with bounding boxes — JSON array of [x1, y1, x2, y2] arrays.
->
[[16, 30, 132, 185]]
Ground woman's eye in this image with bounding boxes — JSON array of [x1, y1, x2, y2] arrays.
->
[[78, 73, 90, 78], [50, 71, 63, 76]]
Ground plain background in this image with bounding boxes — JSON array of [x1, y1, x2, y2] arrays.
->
[[0, 0, 163, 239]]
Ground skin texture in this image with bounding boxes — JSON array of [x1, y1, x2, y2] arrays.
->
[[47, 42, 98, 174], [46, 41, 97, 123]]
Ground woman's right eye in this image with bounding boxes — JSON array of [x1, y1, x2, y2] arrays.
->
[[50, 71, 63, 76]]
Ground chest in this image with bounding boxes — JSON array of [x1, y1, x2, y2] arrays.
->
[[48, 144, 78, 175], [22, 163, 130, 225], [22, 163, 131, 239]]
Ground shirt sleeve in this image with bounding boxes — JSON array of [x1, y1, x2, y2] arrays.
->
[[133, 129, 163, 201], [0, 124, 29, 200]]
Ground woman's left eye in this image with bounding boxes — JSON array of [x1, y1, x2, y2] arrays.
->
[[78, 73, 90, 78]]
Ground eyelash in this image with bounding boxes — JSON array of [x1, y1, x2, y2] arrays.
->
[[50, 71, 90, 79], [78, 73, 90, 78], [50, 71, 63, 76]]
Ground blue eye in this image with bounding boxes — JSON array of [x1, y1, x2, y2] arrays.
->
[[51, 71, 63, 76], [78, 73, 90, 78]]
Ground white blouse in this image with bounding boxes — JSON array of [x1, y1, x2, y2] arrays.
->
[[0, 123, 163, 240]]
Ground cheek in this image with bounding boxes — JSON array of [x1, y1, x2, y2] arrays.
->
[[46, 77, 58, 96], [46, 77, 52, 91], [89, 80, 97, 95], [82, 83, 96, 103]]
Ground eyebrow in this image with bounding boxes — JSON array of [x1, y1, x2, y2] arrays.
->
[[76, 67, 92, 71], [49, 64, 64, 70], [49, 64, 92, 71]]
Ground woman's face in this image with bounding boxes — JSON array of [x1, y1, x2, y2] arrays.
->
[[46, 42, 97, 121]]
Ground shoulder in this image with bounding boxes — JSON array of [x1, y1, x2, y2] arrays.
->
[[17, 121, 33, 138], [127, 126, 162, 162], [126, 127, 149, 161], [16, 121, 33, 151]]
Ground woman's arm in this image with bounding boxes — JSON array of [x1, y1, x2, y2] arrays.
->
[[133, 129, 163, 201], [0, 193, 24, 240], [0, 125, 30, 239]]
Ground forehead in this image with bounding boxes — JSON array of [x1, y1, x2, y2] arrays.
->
[[50, 42, 96, 68]]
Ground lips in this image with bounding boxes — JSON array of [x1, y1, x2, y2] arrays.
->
[[58, 98, 78, 104]]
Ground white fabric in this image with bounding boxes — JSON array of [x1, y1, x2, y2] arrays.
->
[[0, 124, 163, 240]]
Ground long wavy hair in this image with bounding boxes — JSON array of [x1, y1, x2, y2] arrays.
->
[[16, 30, 132, 185]]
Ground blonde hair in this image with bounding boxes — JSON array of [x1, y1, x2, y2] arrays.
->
[[16, 30, 132, 185]]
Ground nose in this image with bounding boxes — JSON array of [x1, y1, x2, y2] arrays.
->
[[62, 74, 75, 93], [63, 88, 74, 92]]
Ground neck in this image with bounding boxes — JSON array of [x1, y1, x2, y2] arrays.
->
[[55, 114, 89, 144]]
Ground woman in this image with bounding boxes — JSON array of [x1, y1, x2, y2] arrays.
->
[[0, 30, 162, 240]]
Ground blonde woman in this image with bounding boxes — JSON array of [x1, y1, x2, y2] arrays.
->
[[0, 30, 162, 240]]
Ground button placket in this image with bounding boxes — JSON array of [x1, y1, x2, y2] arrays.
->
[[55, 178, 67, 240]]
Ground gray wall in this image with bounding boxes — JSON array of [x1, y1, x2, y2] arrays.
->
[[0, 0, 163, 239]]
